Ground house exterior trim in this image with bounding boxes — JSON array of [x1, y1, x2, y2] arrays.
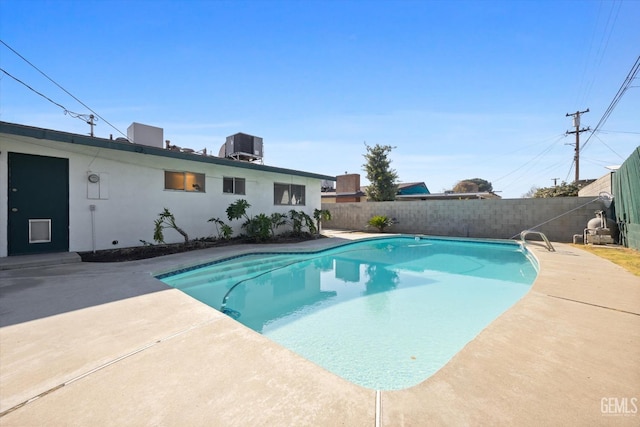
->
[[1, 121, 334, 257], [0, 122, 335, 182]]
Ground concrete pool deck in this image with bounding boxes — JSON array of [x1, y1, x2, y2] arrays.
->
[[0, 232, 638, 426]]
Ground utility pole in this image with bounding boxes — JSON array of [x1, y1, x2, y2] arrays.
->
[[86, 114, 96, 137], [565, 109, 590, 183], [551, 178, 559, 186]]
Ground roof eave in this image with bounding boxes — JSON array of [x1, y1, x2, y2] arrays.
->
[[0, 121, 335, 181]]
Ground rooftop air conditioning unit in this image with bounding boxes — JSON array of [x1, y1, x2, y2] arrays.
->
[[127, 122, 163, 148], [219, 133, 263, 162]]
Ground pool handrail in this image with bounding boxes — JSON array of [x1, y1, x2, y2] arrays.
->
[[520, 230, 555, 252]]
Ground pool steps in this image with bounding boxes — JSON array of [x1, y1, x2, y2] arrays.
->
[[165, 255, 300, 284], [162, 254, 309, 310]]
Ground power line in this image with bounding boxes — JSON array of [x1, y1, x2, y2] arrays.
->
[[578, 0, 623, 106], [591, 133, 625, 160], [493, 135, 566, 189], [0, 39, 128, 139], [0, 67, 93, 125], [599, 129, 640, 135], [581, 55, 640, 153]]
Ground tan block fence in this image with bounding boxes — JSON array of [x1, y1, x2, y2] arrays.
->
[[322, 197, 610, 243]]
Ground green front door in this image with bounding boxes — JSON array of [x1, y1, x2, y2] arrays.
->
[[8, 153, 69, 255]]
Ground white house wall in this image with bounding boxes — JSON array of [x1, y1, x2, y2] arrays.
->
[[1, 133, 324, 256]]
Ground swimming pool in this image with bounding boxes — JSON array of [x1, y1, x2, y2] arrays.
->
[[159, 236, 538, 390]]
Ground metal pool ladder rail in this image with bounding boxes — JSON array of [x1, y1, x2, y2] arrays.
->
[[520, 230, 555, 252]]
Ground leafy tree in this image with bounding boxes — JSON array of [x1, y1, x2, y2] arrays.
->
[[533, 181, 580, 198], [362, 143, 399, 201], [153, 208, 189, 244], [453, 178, 493, 193], [452, 181, 479, 193], [468, 178, 493, 192]]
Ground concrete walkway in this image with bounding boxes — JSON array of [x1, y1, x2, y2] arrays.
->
[[0, 233, 638, 426]]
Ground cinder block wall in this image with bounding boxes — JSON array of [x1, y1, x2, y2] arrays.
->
[[322, 197, 608, 242], [578, 173, 613, 197]]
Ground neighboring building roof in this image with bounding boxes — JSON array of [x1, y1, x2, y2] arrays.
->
[[398, 192, 501, 200], [0, 121, 336, 182], [357, 182, 431, 197], [397, 182, 430, 195], [360, 182, 431, 194], [320, 190, 365, 198]]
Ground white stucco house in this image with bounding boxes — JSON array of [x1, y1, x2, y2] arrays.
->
[[0, 121, 335, 257]]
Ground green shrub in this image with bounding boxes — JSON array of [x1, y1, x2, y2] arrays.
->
[[368, 215, 393, 233], [226, 199, 251, 222], [289, 210, 316, 235], [269, 212, 288, 237], [245, 213, 272, 242], [207, 217, 233, 240]]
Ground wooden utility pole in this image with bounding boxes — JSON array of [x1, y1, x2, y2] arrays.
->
[[565, 109, 590, 183]]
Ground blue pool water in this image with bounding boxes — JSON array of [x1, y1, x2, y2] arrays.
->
[[159, 236, 538, 390]]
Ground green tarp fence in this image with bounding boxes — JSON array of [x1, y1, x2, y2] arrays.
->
[[612, 146, 640, 250]]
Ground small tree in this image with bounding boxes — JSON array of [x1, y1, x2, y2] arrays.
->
[[313, 208, 332, 235], [362, 143, 399, 201], [153, 208, 189, 244]]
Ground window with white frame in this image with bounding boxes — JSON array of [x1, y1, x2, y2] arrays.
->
[[223, 177, 246, 195], [274, 183, 305, 205], [164, 171, 205, 192]]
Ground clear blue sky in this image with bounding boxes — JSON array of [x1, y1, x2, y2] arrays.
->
[[1, 0, 638, 198]]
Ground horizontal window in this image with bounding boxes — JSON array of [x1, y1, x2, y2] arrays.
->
[[274, 183, 305, 206], [164, 171, 205, 192], [223, 177, 246, 195]]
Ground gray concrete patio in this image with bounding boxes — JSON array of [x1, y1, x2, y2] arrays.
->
[[1, 232, 638, 426]]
